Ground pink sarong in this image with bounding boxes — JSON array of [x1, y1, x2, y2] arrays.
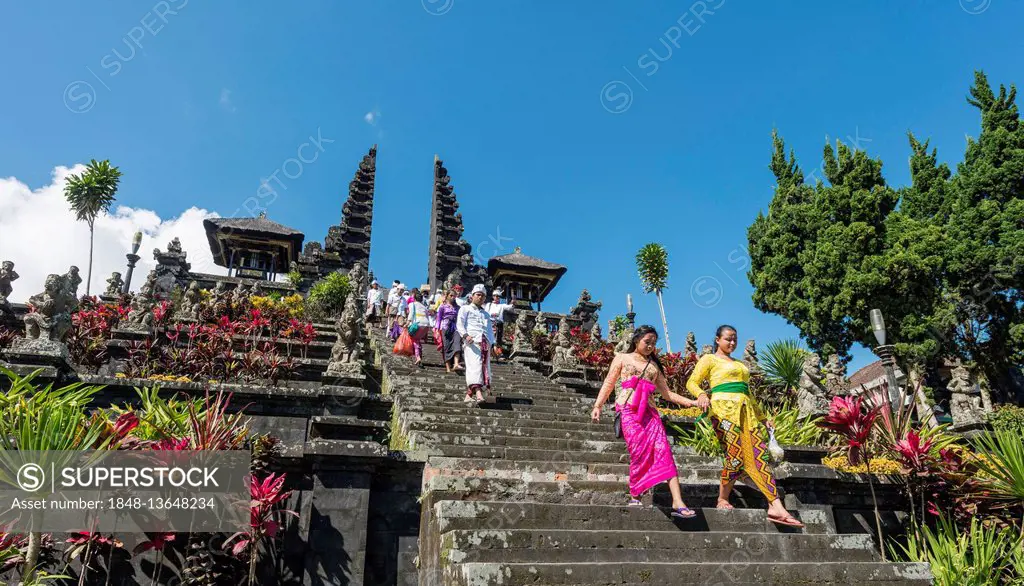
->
[[616, 376, 678, 497]]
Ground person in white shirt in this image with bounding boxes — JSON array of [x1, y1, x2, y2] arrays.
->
[[385, 280, 402, 330], [457, 284, 495, 403], [405, 289, 431, 368], [365, 280, 384, 326], [484, 288, 515, 360]]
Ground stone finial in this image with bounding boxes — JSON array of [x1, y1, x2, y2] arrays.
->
[[104, 272, 124, 297], [22, 273, 75, 341], [0, 260, 19, 313], [590, 321, 602, 341], [823, 353, 850, 396], [167, 237, 183, 254], [700, 344, 713, 357], [685, 332, 698, 356], [64, 266, 81, 311], [796, 353, 829, 418], [743, 339, 764, 377], [948, 363, 988, 429]]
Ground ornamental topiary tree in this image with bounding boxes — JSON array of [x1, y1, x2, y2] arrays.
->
[[63, 160, 122, 296]]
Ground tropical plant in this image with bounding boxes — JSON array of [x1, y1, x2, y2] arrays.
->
[[970, 429, 1024, 509], [0, 369, 112, 582], [764, 402, 823, 446], [635, 243, 672, 353], [305, 272, 352, 321], [817, 395, 886, 559], [223, 473, 297, 585], [63, 159, 122, 295], [894, 515, 1020, 586], [285, 270, 303, 288], [760, 339, 806, 393], [667, 420, 719, 457]]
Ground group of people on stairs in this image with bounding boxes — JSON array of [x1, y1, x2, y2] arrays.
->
[[376, 279, 514, 404], [591, 324, 805, 528]]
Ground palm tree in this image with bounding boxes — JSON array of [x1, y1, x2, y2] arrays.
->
[[636, 243, 672, 353], [761, 339, 807, 393], [63, 160, 122, 295]]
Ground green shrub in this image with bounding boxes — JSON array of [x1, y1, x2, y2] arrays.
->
[[285, 270, 303, 287], [987, 404, 1024, 436], [893, 515, 1020, 586], [305, 272, 352, 321]]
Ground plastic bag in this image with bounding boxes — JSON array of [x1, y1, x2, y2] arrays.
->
[[393, 329, 415, 357], [767, 426, 785, 463]]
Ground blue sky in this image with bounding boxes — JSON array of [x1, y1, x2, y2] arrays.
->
[[1, 1, 1021, 373]]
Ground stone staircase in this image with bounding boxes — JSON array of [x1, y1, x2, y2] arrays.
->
[[372, 330, 931, 585]]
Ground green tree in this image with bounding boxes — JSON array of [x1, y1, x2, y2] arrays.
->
[[63, 160, 122, 295], [749, 71, 1024, 405], [635, 243, 672, 352]]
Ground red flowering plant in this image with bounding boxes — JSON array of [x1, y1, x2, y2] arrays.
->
[[568, 327, 616, 378], [223, 473, 297, 585], [66, 296, 127, 371], [64, 531, 125, 584], [817, 395, 888, 559], [0, 530, 28, 573]]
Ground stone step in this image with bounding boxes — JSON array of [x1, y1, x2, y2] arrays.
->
[[309, 415, 389, 443], [397, 397, 599, 418], [405, 421, 620, 443], [408, 430, 646, 453], [446, 561, 932, 586], [399, 390, 592, 408], [398, 403, 606, 425], [431, 501, 834, 535], [429, 444, 635, 464], [439, 529, 880, 565], [426, 456, 719, 481], [398, 411, 616, 435], [402, 386, 590, 403]]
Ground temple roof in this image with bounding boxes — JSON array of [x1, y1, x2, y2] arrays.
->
[[487, 247, 567, 272], [204, 216, 304, 238]]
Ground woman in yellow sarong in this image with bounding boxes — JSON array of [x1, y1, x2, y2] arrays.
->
[[686, 325, 804, 527]]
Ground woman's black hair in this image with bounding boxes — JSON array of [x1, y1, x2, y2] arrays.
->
[[626, 325, 665, 373], [713, 324, 737, 351]]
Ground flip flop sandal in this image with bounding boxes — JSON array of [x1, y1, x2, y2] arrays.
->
[[768, 513, 805, 528], [671, 507, 697, 519], [462, 394, 475, 403], [627, 499, 643, 507]]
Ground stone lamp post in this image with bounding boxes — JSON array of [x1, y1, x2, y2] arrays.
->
[[869, 309, 902, 407], [121, 230, 143, 294]]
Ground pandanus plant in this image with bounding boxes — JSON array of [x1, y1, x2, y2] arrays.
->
[[817, 395, 887, 559], [635, 243, 672, 353]]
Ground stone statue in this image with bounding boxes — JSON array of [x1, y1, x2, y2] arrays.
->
[[796, 353, 829, 418], [590, 321, 602, 341], [210, 281, 230, 315], [534, 311, 546, 334], [231, 282, 249, 309], [823, 354, 850, 396], [249, 281, 264, 298], [152, 239, 191, 299], [700, 344, 713, 357], [511, 311, 535, 355], [348, 262, 368, 296], [614, 322, 634, 353], [947, 364, 988, 429], [63, 266, 82, 312], [742, 339, 763, 377], [685, 332, 698, 356], [0, 260, 18, 314], [175, 281, 202, 322], [326, 291, 364, 376], [124, 274, 157, 329], [551, 317, 580, 372], [104, 272, 124, 297], [23, 273, 75, 341]]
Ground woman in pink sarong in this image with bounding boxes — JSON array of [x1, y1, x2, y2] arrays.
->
[[591, 325, 700, 518]]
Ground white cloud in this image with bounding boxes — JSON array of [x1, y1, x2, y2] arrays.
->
[[364, 109, 379, 126], [219, 88, 236, 113], [0, 165, 226, 302]]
